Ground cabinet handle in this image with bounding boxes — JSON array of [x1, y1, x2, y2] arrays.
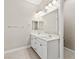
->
[[40, 44, 42, 46]]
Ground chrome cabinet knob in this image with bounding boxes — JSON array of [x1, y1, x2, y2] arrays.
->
[[40, 44, 42, 46]]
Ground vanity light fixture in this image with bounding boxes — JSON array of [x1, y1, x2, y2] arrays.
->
[[52, 0, 57, 5], [26, 0, 42, 5]]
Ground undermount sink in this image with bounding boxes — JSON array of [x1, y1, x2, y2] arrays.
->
[[32, 31, 59, 40]]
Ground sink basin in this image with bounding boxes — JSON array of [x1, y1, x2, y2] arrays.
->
[[31, 31, 59, 41], [36, 33, 57, 39]]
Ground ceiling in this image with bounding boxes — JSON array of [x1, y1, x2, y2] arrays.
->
[[11, 0, 53, 18], [26, 0, 53, 13]]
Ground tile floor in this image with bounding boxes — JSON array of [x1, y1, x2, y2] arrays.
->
[[5, 48, 75, 59]]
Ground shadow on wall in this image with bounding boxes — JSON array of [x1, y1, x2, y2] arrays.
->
[[64, 0, 75, 50]]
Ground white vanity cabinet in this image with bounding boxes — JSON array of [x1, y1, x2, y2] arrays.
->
[[31, 34, 59, 59]]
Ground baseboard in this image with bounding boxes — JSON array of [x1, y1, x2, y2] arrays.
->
[[64, 47, 75, 54], [5, 46, 75, 54], [4, 45, 31, 54]]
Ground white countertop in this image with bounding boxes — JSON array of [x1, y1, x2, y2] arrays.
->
[[31, 31, 60, 41]]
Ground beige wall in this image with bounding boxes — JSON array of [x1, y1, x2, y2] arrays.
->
[[4, 0, 36, 51], [5, 0, 75, 51], [64, 0, 75, 50]]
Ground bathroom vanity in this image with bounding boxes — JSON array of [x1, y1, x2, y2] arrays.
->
[[31, 32, 60, 59], [31, 0, 64, 59]]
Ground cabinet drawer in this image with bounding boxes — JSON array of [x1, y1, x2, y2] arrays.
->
[[36, 38, 47, 46], [31, 35, 47, 46], [31, 35, 36, 40]]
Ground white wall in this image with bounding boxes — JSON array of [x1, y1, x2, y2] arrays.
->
[[4, 0, 36, 51], [64, 0, 75, 50], [43, 10, 58, 34]]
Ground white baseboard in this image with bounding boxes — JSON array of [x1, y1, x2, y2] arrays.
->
[[4, 45, 31, 54], [64, 47, 75, 54], [5, 46, 75, 55]]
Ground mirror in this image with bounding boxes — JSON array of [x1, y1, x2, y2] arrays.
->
[[32, 0, 59, 34]]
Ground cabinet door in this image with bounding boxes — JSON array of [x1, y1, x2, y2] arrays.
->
[[42, 45, 47, 59], [31, 35, 33, 47], [36, 38, 47, 59], [31, 38, 35, 48], [31, 35, 34, 48], [36, 40, 43, 58], [31, 36, 47, 59], [47, 40, 58, 59], [31, 36, 37, 51]]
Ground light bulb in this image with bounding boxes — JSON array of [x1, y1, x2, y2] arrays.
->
[[52, 0, 57, 5]]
